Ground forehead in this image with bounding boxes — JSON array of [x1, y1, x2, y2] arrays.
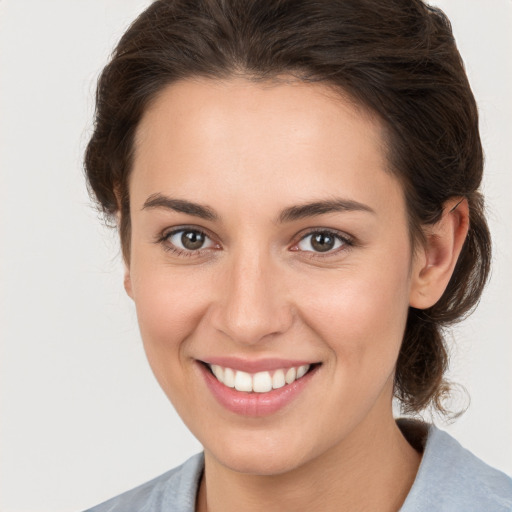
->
[[131, 77, 403, 219], [135, 76, 383, 164]]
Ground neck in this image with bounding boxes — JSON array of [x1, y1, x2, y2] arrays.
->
[[196, 409, 421, 512]]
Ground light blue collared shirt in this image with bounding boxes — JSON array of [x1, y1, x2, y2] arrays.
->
[[84, 423, 512, 511]]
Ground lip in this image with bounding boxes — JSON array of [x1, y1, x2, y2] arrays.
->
[[198, 360, 319, 417]]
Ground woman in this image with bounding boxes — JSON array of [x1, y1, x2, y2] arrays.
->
[[83, 0, 512, 510]]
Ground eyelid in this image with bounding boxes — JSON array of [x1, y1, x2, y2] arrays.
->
[[156, 225, 220, 255], [290, 228, 354, 256], [160, 224, 215, 240], [155, 225, 354, 258]]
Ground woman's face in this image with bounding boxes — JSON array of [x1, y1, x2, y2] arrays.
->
[[126, 78, 421, 474]]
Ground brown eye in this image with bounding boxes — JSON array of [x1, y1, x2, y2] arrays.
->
[[311, 232, 335, 252], [165, 229, 216, 252], [181, 230, 205, 250], [297, 231, 346, 253]]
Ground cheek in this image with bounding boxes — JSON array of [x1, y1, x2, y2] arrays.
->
[[295, 260, 411, 369], [130, 265, 209, 373]]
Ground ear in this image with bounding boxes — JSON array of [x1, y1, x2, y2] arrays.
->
[[124, 263, 134, 300], [409, 197, 469, 309], [115, 206, 134, 300]]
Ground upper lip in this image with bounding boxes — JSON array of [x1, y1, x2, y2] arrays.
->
[[199, 356, 318, 373]]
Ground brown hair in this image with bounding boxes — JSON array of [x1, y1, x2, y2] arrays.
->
[[85, 0, 491, 415]]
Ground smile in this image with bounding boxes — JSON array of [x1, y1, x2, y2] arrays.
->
[[208, 364, 311, 393], [199, 359, 320, 416]]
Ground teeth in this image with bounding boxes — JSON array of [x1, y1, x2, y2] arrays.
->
[[223, 367, 235, 388], [285, 367, 297, 384], [297, 365, 309, 378], [208, 364, 311, 393], [272, 369, 286, 389], [211, 365, 224, 382], [253, 371, 273, 393], [234, 370, 253, 392]]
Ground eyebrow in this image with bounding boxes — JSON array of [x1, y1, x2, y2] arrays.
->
[[142, 193, 218, 221], [142, 193, 375, 223], [277, 198, 375, 223]]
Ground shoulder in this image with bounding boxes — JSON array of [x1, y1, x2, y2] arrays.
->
[[400, 422, 512, 512], [82, 453, 204, 512]]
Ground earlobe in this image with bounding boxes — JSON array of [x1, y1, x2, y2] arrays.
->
[[409, 197, 469, 309], [116, 208, 134, 300], [124, 265, 134, 300]]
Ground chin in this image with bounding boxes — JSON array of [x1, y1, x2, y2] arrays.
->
[[213, 450, 303, 476], [204, 430, 314, 476]]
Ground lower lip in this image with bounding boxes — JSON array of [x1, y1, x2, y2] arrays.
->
[[199, 363, 318, 417]]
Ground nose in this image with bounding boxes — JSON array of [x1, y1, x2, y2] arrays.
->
[[209, 248, 294, 346]]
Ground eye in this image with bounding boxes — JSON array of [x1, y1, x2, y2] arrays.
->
[[295, 230, 350, 254], [163, 228, 217, 253]]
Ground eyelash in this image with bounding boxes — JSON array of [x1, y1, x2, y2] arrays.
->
[[156, 226, 354, 259], [156, 226, 217, 258], [293, 229, 354, 259]]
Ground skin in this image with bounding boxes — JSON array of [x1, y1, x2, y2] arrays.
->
[[124, 77, 469, 512]]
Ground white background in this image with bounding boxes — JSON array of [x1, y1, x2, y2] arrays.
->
[[1, 1, 511, 511]]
